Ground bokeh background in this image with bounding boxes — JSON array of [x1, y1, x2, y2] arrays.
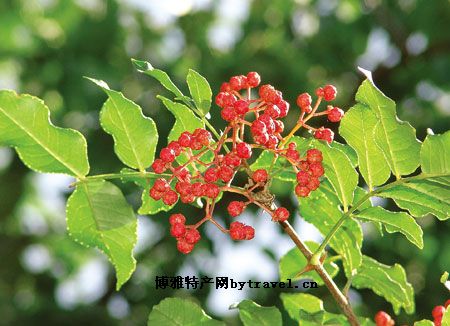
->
[[0, 0, 449, 325]]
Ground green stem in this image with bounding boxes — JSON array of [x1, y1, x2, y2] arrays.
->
[[313, 172, 448, 257]]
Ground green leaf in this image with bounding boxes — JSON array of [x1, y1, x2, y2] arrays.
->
[[340, 104, 390, 189], [132, 59, 184, 98], [147, 298, 224, 326], [89, 78, 158, 171], [298, 180, 362, 277], [441, 307, 450, 326], [299, 310, 325, 325], [355, 206, 423, 248], [280, 293, 323, 322], [0, 90, 89, 177], [237, 300, 282, 326], [378, 178, 450, 220], [158, 95, 204, 143], [279, 241, 339, 285], [352, 256, 414, 314], [187, 69, 212, 116], [313, 140, 358, 210], [330, 142, 358, 168], [355, 78, 421, 178], [414, 320, 434, 326], [66, 181, 137, 290], [421, 131, 450, 174]]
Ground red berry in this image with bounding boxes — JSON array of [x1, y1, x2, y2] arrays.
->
[[170, 223, 186, 238], [268, 90, 282, 104], [297, 93, 312, 112], [265, 104, 280, 118], [180, 193, 195, 203], [229, 221, 246, 240], [309, 162, 324, 177], [152, 159, 166, 173], [259, 84, 275, 101], [154, 178, 170, 192], [252, 169, 268, 183], [177, 238, 194, 254], [328, 106, 344, 122], [277, 100, 290, 118], [432, 306, 445, 319], [306, 149, 323, 163], [215, 92, 228, 108], [224, 152, 242, 167], [149, 187, 164, 200], [295, 185, 311, 197], [168, 141, 182, 156], [169, 214, 186, 225], [374, 311, 393, 326], [266, 135, 279, 148], [298, 160, 309, 171], [244, 225, 255, 240], [259, 114, 276, 134], [323, 84, 337, 101], [219, 165, 234, 183], [307, 177, 321, 190], [194, 128, 212, 146], [204, 167, 219, 183], [234, 100, 249, 115], [253, 132, 269, 145], [221, 106, 237, 122], [314, 127, 334, 143], [274, 120, 284, 133], [273, 207, 290, 222], [315, 87, 324, 97], [220, 82, 232, 92], [296, 171, 310, 186], [286, 149, 300, 161], [246, 72, 261, 88], [236, 142, 252, 159], [229, 75, 243, 90], [203, 184, 220, 198], [160, 147, 176, 163], [227, 201, 246, 217], [185, 229, 201, 244], [251, 120, 267, 135], [178, 132, 192, 147], [191, 182, 204, 197], [445, 299, 450, 308], [162, 190, 178, 205], [190, 138, 203, 150]]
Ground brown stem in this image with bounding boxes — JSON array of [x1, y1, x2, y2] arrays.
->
[[279, 221, 360, 326]]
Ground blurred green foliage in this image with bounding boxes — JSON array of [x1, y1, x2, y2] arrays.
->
[[0, 0, 449, 325]]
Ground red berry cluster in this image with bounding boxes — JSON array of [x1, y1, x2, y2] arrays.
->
[[296, 84, 343, 143], [432, 300, 450, 326], [149, 71, 345, 254]]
